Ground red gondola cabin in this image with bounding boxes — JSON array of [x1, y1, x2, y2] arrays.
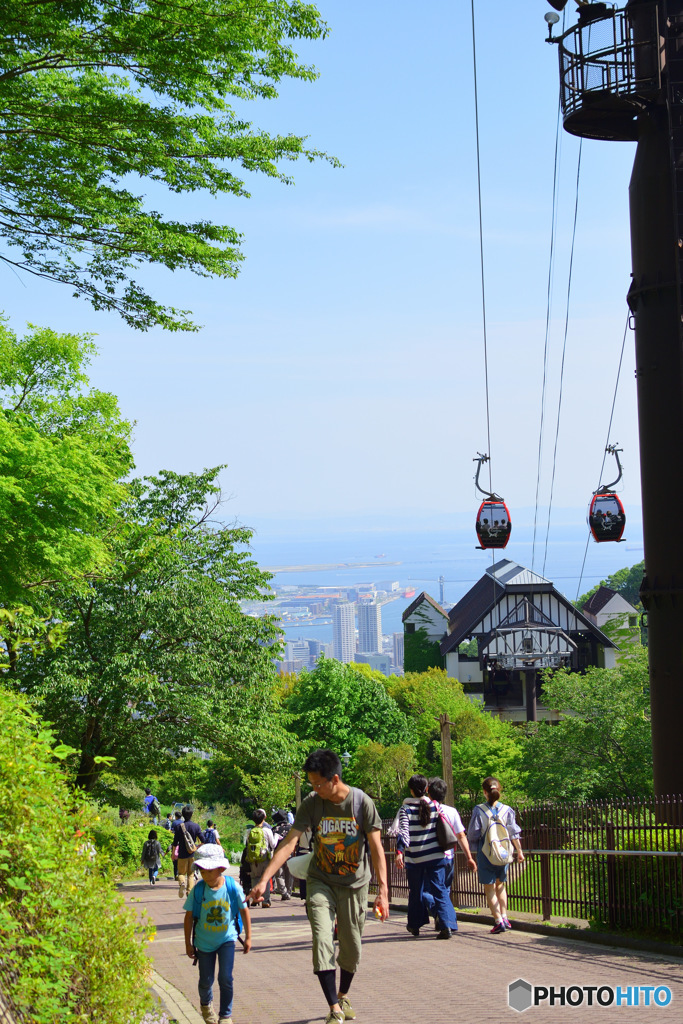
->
[[588, 492, 625, 543], [476, 500, 512, 549]]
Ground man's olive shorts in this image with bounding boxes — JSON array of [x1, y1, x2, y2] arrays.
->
[[306, 875, 369, 973]]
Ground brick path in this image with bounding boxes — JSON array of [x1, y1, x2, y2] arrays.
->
[[127, 869, 683, 1024]]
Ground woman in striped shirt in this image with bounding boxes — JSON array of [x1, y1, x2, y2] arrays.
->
[[395, 775, 458, 939]]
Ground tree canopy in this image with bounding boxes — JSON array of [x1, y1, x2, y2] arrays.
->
[[285, 657, 417, 755], [521, 646, 652, 800], [577, 560, 645, 611], [0, 1, 334, 330], [15, 467, 282, 790], [0, 320, 132, 603]]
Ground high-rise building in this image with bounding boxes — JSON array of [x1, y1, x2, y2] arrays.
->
[[333, 603, 356, 663], [393, 632, 404, 669], [357, 602, 382, 654]]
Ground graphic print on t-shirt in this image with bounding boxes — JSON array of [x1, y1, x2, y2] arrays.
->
[[315, 812, 362, 877]]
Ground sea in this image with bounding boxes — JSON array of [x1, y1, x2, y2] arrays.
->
[[243, 508, 644, 645]]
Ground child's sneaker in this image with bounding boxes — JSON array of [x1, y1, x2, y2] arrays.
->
[[200, 1003, 217, 1024], [324, 1013, 344, 1024], [339, 995, 356, 1020], [503, 916, 512, 930], [490, 920, 506, 934]]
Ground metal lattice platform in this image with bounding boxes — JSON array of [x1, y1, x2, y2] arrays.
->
[[559, 4, 661, 141]]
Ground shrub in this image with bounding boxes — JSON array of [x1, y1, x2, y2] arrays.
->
[[0, 685, 153, 1023]]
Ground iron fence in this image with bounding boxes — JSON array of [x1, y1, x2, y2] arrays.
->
[[375, 796, 683, 938]]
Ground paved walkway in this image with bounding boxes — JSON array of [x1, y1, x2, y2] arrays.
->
[[127, 870, 683, 1024]]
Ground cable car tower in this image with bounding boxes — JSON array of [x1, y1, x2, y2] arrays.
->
[[546, 0, 683, 801]]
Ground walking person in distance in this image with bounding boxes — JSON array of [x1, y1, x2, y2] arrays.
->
[[395, 774, 458, 939], [466, 775, 524, 934]]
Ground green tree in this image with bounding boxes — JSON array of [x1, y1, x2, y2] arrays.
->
[[577, 560, 645, 611], [386, 667, 492, 770], [521, 646, 652, 800], [350, 740, 416, 809], [450, 721, 527, 808], [14, 467, 282, 790], [0, 320, 132, 605], [0, 1, 335, 330], [285, 656, 417, 755]]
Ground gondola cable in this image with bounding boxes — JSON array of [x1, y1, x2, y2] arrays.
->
[[542, 137, 583, 578], [470, 0, 492, 498], [575, 313, 629, 601], [532, 86, 564, 572]]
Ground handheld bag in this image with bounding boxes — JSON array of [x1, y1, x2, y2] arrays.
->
[[180, 822, 198, 854], [434, 804, 458, 851], [287, 851, 313, 879], [480, 804, 513, 866]]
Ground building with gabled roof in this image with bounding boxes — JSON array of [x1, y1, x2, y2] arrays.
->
[[581, 585, 641, 648], [401, 591, 450, 672], [402, 559, 618, 722]]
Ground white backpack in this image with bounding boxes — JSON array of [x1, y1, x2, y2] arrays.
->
[[480, 804, 513, 866]]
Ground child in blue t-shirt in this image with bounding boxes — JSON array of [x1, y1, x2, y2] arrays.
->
[[183, 844, 251, 1024]]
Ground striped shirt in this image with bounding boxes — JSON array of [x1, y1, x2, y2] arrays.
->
[[396, 800, 444, 865]]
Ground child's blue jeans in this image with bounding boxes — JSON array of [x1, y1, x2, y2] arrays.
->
[[196, 940, 235, 1018], [148, 867, 158, 883]]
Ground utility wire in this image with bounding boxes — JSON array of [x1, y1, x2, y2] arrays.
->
[[470, 0, 492, 494], [532, 88, 563, 571], [542, 138, 583, 577], [574, 314, 630, 602]]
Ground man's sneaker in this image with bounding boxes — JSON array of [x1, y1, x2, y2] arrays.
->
[[490, 921, 506, 934], [200, 1004, 217, 1024], [339, 995, 356, 1020], [324, 1012, 344, 1024], [503, 916, 512, 929], [281, 893, 291, 901]]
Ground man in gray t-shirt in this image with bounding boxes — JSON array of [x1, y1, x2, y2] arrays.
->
[[248, 748, 389, 1024]]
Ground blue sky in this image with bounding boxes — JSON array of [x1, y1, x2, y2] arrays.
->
[[2, 2, 641, 553]]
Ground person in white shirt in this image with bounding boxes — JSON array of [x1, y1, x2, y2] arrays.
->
[[427, 777, 476, 889]]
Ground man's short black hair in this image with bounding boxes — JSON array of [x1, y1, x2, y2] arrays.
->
[[182, 804, 194, 820], [303, 748, 343, 781], [252, 808, 266, 825], [145, 788, 151, 795], [428, 777, 448, 802]]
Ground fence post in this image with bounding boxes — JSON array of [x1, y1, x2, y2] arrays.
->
[[385, 834, 393, 901], [606, 821, 617, 929], [539, 826, 552, 920]]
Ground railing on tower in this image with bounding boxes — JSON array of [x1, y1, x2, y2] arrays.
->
[[557, 4, 661, 141]]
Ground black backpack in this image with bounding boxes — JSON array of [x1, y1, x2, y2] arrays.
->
[[204, 827, 218, 845]]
